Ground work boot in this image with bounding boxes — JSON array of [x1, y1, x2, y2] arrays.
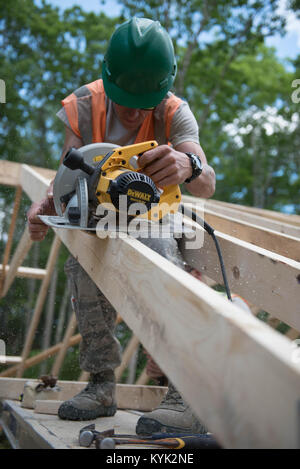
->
[[58, 370, 117, 421], [136, 382, 207, 435]]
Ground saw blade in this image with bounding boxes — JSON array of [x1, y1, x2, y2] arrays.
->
[[53, 142, 119, 216], [76, 177, 89, 228]]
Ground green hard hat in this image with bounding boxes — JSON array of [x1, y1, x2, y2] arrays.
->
[[102, 17, 177, 108]]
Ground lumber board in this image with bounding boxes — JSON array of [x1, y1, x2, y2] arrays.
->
[[20, 164, 300, 326], [0, 357, 22, 364], [209, 198, 300, 227], [196, 206, 300, 262], [21, 164, 51, 202], [0, 264, 46, 280], [0, 379, 166, 412], [180, 221, 300, 331], [0, 160, 56, 188], [54, 228, 300, 448], [0, 400, 144, 449], [0, 161, 21, 186], [19, 164, 300, 448], [182, 196, 300, 238]]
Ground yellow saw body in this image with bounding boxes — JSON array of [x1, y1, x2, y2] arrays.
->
[[92, 141, 181, 221]]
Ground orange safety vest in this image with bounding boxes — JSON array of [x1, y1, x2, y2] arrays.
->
[[61, 79, 183, 145]]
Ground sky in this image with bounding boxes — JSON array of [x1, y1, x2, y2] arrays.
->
[[45, 0, 300, 61]]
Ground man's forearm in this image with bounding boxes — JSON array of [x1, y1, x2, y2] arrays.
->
[[185, 163, 216, 198]]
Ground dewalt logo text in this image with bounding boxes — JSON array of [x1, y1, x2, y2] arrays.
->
[[127, 189, 151, 202]]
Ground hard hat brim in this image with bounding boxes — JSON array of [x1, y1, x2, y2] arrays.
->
[[102, 61, 170, 109]]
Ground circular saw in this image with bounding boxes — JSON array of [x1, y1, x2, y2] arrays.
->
[[39, 141, 182, 232]]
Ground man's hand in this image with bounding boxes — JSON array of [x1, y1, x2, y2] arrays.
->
[[138, 145, 192, 187], [27, 197, 56, 241]]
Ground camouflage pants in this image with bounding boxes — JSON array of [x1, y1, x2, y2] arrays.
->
[[64, 237, 185, 374]]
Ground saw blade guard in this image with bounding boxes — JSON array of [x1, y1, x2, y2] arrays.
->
[[53, 142, 119, 217]]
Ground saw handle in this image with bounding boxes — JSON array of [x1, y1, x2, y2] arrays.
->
[[64, 148, 95, 176]]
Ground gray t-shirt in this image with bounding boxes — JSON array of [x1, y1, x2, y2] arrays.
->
[[56, 92, 199, 148]]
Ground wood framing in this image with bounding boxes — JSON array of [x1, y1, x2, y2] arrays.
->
[[182, 195, 300, 238], [17, 163, 300, 449], [188, 205, 300, 262], [1, 162, 299, 448], [1, 227, 33, 298], [206, 197, 300, 227], [0, 265, 46, 280], [180, 221, 300, 331]]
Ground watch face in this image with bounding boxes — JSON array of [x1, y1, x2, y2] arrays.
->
[[194, 155, 202, 170]]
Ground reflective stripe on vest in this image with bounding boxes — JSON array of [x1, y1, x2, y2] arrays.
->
[[62, 79, 182, 145]]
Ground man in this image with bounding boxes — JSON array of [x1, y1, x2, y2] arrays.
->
[[27, 17, 215, 434]]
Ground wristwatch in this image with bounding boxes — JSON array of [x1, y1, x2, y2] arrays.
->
[[184, 152, 203, 183]]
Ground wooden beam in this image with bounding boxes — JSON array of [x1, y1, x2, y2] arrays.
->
[[189, 205, 300, 261], [180, 221, 300, 331], [54, 228, 300, 448], [0, 378, 166, 412], [0, 186, 23, 294], [0, 334, 81, 378], [1, 227, 33, 298], [21, 164, 51, 203], [0, 265, 46, 280], [182, 196, 300, 238], [208, 198, 300, 227], [135, 367, 150, 386], [19, 163, 300, 448], [0, 356, 22, 364], [0, 161, 21, 186], [0, 161, 55, 188]]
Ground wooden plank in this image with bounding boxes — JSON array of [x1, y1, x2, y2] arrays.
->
[[0, 379, 166, 412], [57, 229, 300, 448], [0, 161, 21, 186], [135, 367, 150, 386], [1, 227, 33, 298], [0, 186, 22, 294], [192, 205, 300, 261], [0, 356, 22, 364], [180, 222, 300, 331], [0, 400, 144, 449], [0, 400, 71, 449], [182, 196, 300, 238], [209, 198, 300, 227], [0, 265, 46, 280], [0, 161, 55, 188], [20, 163, 300, 448]]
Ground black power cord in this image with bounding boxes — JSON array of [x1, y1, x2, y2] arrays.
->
[[180, 204, 232, 302]]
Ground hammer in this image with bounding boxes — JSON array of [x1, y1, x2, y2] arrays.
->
[[95, 434, 222, 450]]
